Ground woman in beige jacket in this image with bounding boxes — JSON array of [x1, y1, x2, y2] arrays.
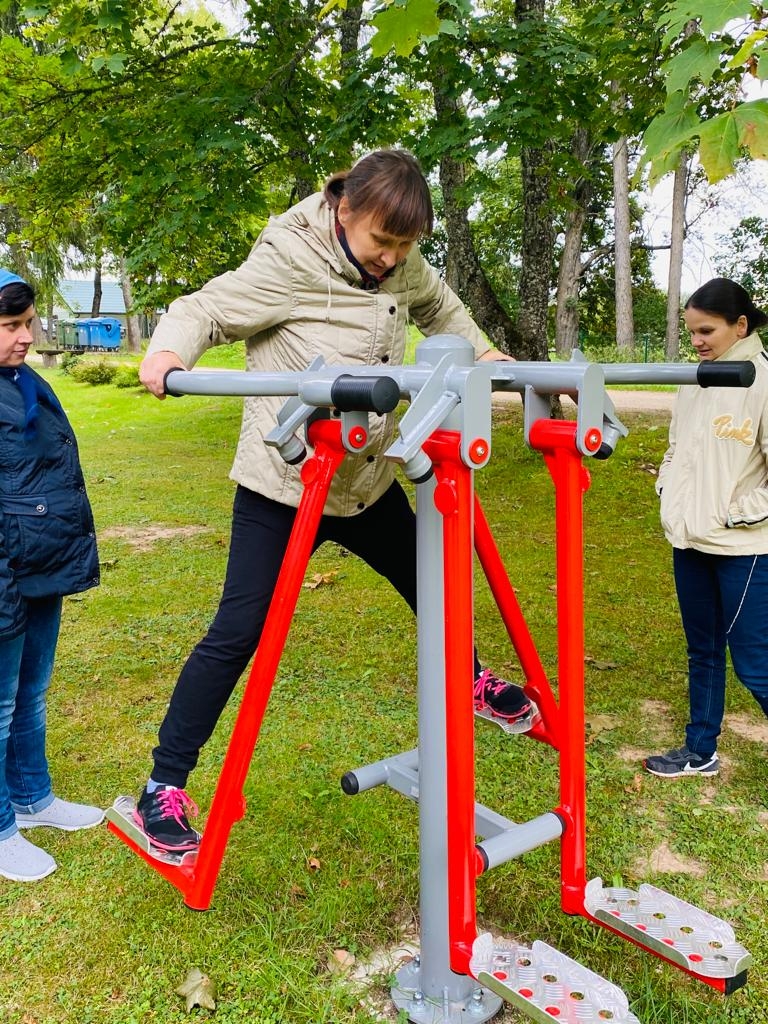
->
[[645, 278, 768, 778], [134, 149, 536, 852]]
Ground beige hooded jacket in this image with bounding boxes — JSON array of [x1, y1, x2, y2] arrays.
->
[[657, 333, 768, 553], [147, 192, 491, 515]]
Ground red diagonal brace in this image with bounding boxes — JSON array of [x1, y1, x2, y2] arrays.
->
[[108, 419, 346, 909]]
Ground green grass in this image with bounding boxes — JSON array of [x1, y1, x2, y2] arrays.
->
[[3, 371, 767, 1023]]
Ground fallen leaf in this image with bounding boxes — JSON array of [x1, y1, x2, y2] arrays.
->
[[328, 948, 356, 974], [303, 571, 337, 590], [625, 773, 643, 793], [308, 856, 322, 871], [584, 656, 618, 671], [585, 713, 620, 738], [175, 967, 217, 1012]]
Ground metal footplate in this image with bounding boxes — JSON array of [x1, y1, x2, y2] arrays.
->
[[470, 932, 641, 1023], [585, 878, 751, 992], [473, 698, 541, 735], [106, 795, 199, 867]]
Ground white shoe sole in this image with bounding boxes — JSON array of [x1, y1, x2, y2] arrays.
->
[[644, 765, 719, 779], [0, 860, 57, 882], [16, 812, 105, 831]]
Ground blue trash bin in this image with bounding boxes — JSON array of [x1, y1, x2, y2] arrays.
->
[[76, 320, 92, 348], [94, 317, 122, 350]]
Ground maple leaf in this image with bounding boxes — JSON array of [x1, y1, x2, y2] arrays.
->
[[175, 968, 217, 1012]]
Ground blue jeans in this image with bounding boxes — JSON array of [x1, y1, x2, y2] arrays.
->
[[0, 595, 61, 839], [673, 548, 768, 758]]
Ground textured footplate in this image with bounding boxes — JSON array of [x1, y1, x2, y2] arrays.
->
[[585, 878, 751, 982], [106, 795, 199, 867], [470, 932, 641, 1023], [474, 698, 541, 735]]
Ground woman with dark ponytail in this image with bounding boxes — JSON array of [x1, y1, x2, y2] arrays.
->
[[645, 278, 768, 778], [0, 270, 103, 881]]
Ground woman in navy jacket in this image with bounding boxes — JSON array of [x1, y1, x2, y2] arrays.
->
[[0, 270, 103, 882]]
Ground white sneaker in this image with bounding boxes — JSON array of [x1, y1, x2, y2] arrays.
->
[[15, 796, 105, 832], [0, 831, 57, 882]]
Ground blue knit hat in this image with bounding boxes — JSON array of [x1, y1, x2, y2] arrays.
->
[[0, 269, 27, 290]]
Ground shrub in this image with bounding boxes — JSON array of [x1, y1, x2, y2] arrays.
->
[[59, 351, 82, 375], [113, 364, 142, 389], [69, 359, 118, 385]]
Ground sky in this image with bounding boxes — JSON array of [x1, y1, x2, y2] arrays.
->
[[643, 159, 768, 297]]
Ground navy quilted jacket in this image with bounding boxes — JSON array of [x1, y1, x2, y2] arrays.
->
[[0, 367, 99, 640]]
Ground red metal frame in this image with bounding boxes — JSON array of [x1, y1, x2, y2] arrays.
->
[[107, 419, 346, 909], [109, 408, 739, 994]]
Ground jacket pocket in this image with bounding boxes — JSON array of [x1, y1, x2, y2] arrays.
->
[[0, 493, 49, 570]]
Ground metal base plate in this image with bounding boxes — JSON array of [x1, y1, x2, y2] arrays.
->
[[392, 958, 502, 1023], [585, 877, 751, 981], [470, 933, 641, 1023], [106, 795, 199, 867]]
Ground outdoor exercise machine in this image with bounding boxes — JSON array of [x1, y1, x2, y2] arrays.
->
[[108, 336, 755, 1023]]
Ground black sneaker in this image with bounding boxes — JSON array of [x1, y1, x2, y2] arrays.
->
[[473, 669, 538, 731], [133, 785, 201, 851], [644, 746, 720, 778]]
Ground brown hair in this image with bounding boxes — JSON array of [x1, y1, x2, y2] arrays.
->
[[324, 149, 434, 239]]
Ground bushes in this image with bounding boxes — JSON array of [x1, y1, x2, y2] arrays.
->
[[113, 364, 141, 388], [68, 358, 118, 385], [58, 358, 141, 388]]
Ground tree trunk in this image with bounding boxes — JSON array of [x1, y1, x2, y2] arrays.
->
[[613, 134, 634, 353], [514, 0, 556, 362], [555, 129, 593, 357], [91, 264, 102, 316], [665, 150, 689, 360], [516, 143, 556, 361], [119, 261, 142, 352], [432, 89, 523, 354]]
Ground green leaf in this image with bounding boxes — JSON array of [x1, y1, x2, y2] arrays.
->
[[370, 0, 441, 58], [317, 0, 346, 18], [698, 110, 740, 182], [733, 99, 768, 160], [640, 92, 699, 162], [662, 0, 752, 45], [728, 29, 767, 69], [662, 38, 725, 94]]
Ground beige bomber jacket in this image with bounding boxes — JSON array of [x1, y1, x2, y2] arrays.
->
[[657, 333, 768, 553], [148, 192, 491, 516]]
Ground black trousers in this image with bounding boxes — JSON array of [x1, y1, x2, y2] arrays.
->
[[153, 482, 484, 786]]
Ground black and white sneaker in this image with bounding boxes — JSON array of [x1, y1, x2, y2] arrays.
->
[[644, 746, 720, 778]]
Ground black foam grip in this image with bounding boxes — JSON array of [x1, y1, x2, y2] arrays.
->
[[696, 361, 756, 388], [330, 375, 401, 414], [162, 369, 184, 396]]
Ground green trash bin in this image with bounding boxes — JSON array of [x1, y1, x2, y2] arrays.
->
[[58, 320, 79, 348]]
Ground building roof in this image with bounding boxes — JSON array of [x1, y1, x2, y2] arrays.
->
[[57, 279, 127, 316]]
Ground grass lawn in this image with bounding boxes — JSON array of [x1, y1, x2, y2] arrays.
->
[[2, 355, 766, 1023]]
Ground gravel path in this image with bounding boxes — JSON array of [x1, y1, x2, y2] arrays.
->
[[493, 389, 675, 415]]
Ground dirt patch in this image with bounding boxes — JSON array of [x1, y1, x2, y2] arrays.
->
[[616, 746, 648, 765], [634, 840, 707, 878], [640, 699, 674, 719], [724, 712, 768, 744], [100, 525, 211, 552]]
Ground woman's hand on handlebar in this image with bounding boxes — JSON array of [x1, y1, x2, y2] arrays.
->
[[139, 351, 187, 399]]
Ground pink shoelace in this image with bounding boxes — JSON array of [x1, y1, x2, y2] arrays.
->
[[473, 668, 506, 709], [156, 787, 199, 826]]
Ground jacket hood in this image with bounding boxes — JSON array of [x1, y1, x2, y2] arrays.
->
[[265, 193, 356, 282]]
